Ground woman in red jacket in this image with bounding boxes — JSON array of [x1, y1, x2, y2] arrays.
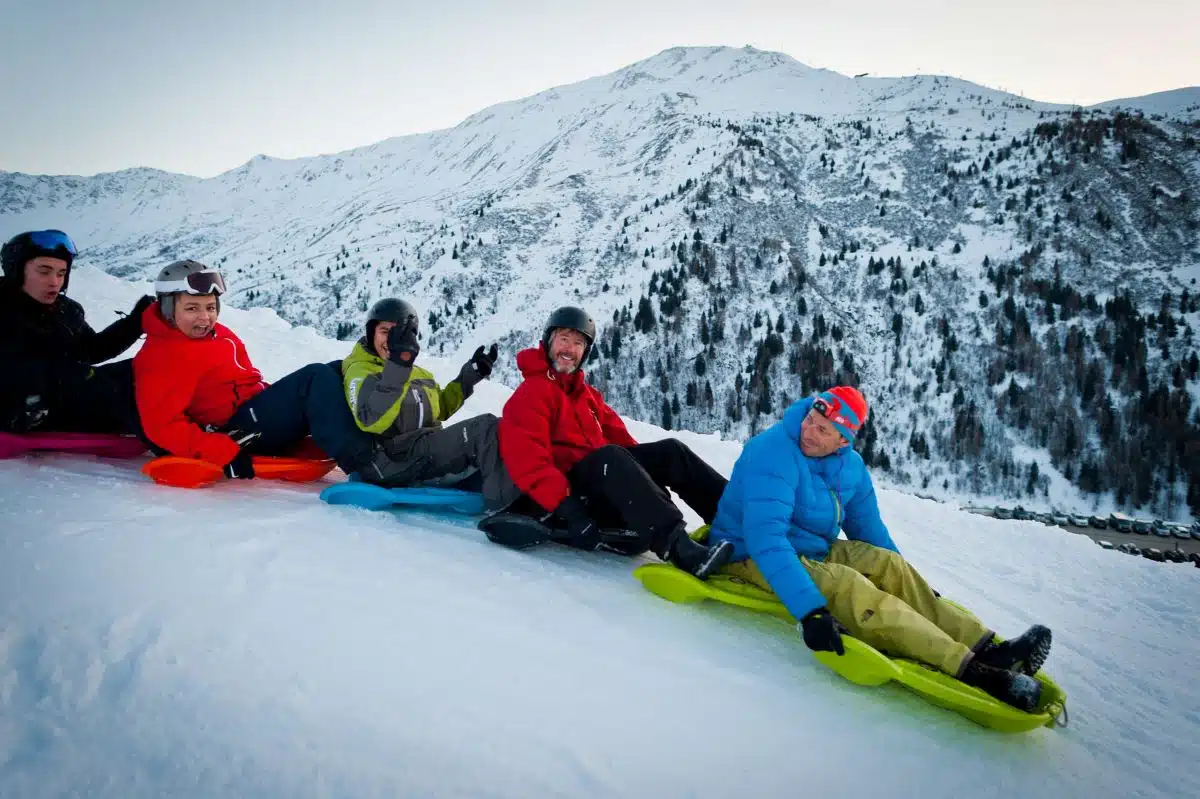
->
[[134, 260, 379, 480], [496, 306, 733, 578]]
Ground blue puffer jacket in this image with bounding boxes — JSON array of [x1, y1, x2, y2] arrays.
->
[[709, 397, 898, 622]]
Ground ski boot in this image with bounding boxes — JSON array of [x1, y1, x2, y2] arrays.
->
[[960, 659, 1042, 713], [975, 625, 1052, 676], [657, 523, 733, 580]]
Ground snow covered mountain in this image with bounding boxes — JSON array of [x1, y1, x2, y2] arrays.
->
[[2, 45, 1199, 516], [1, 266, 1197, 798]]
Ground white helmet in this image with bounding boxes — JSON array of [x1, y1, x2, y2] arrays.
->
[[154, 260, 226, 321]]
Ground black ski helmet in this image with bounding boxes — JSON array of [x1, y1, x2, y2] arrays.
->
[[2, 229, 78, 291], [542, 306, 596, 360], [365, 297, 419, 354]]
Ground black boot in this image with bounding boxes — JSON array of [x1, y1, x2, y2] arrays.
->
[[975, 625, 1052, 676], [960, 659, 1042, 712], [657, 524, 734, 580]]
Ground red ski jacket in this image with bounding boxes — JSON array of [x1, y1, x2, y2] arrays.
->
[[133, 303, 266, 465], [498, 346, 637, 511]]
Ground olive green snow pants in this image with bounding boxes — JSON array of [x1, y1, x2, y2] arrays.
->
[[724, 540, 993, 676]]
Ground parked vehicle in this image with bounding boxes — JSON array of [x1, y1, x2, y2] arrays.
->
[[1098, 540, 1115, 550], [1132, 520, 1152, 535], [1120, 543, 1142, 555], [1164, 549, 1188, 563], [1143, 548, 1165, 562], [1089, 516, 1108, 529], [1012, 506, 1031, 521], [1050, 513, 1070, 526], [1189, 553, 1200, 565], [993, 507, 1012, 520], [1153, 526, 1172, 538], [1191, 527, 1200, 541], [1069, 514, 1090, 527], [1171, 524, 1192, 540], [1111, 517, 1134, 533]]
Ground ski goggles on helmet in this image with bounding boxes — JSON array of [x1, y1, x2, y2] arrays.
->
[[812, 396, 857, 428], [28, 230, 78, 257], [154, 269, 226, 296]]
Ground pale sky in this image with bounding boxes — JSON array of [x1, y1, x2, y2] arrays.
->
[[2, 0, 1196, 178]]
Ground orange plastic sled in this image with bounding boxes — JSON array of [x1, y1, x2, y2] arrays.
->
[[142, 454, 336, 488]]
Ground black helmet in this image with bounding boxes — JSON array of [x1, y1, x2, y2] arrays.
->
[[2, 229, 78, 291], [542, 306, 596, 359], [365, 298, 419, 354]]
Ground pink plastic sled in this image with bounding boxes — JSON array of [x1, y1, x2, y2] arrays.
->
[[0, 431, 148, 460]]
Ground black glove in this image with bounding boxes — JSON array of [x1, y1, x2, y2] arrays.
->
[[131, 294, 155, 319], [387, 322, 420, 365], [800, 607, 846, 655], [469, 344, 499, 378], [554, 494, 600, 550], [222, 429, 261, 479]]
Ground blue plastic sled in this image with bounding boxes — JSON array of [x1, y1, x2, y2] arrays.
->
[[319, 482, 486, 515]]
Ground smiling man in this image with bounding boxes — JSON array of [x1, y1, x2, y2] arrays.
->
[[0, 229, 152, 435], [708, 387, 1054, 712], [497, 306, 733, 578]]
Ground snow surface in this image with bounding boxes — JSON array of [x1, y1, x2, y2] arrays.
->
[[2, 268, 1199, 798]]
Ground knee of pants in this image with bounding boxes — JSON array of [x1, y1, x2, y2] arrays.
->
[[468, 412, 499, 432], [592, 443, 634, 464]]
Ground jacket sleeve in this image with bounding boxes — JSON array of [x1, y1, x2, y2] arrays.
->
[[740, 437, 828, 622], [134, 349, 240, 465], [344, 358, 413, 433], [77, 313, 143, 365], [595, 392, 637, 447], [499, 382, 571, 511], [841, 468, 899, 553], [437, 380, 467, 422]]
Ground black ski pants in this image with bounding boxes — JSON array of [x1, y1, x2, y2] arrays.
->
[[1, 357, 143, 437], [565, 438, 727, 555]]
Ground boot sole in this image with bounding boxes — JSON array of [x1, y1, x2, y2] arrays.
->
[[1019, 627, 1052, 676]]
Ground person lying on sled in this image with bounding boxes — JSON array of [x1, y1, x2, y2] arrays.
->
[[0, 229, 153, 436], [133, 260, 379, 480], [706, 386, 1053, 712], [340, 297, 521, 510], [496, 305, 733, 578]]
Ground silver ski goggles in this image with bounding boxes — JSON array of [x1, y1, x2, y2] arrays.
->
[[154, 269, 226, 296]]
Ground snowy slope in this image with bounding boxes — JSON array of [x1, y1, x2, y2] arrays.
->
[[1, 269, 1198, 798]]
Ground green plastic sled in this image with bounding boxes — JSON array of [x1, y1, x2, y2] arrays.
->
[[632, 562, 1068, 733]]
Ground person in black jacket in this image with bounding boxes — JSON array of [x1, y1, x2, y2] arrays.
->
[[0, 230, 153, 434]]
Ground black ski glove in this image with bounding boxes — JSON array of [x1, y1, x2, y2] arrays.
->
[[799, 607, 846, 655], [222, 429, 261, 480], [130, 295, 155, 325], [554, 494, 600, 550], [468, 344, 499, 378], [387, 322, 420, 365]]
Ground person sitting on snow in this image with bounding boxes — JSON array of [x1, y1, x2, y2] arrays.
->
[[133, 259, 380, 479], [0, 229, 153, 435], [706, 386, 1053, 711], [340, 297, 521, 510], [496, 305, 734, 578]]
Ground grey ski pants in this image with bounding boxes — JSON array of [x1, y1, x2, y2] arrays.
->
[[364, 412, 521, 510]]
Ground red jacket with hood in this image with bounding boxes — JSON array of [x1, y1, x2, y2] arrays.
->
[[498, 346, 637, 511], [133, 302, 267, 465]]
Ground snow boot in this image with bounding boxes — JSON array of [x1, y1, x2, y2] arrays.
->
[[960, 659, 1042, 713], [975, 625, 1052, 676], [657, 523, 733, 580]]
